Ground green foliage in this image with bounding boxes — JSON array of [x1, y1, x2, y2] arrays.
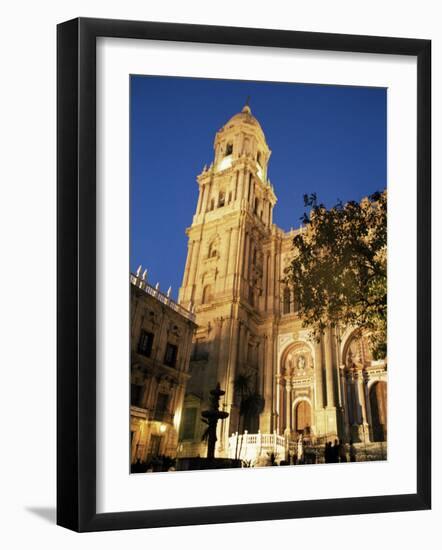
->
[[240, 392, 265, 419], [233, 373, 265, 459], [285, 190, 387, 359], [234, 373, 253, 399]]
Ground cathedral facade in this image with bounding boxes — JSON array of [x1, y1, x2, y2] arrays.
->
[[176, 105, 387, 461]]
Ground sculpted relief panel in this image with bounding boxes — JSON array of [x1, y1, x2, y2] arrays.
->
[[281, 343, 313, 381]]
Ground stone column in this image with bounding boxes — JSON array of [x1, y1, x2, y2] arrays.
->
[[217, 318, 231, 454], [243, 328, 250, 367], [357, 371, 368, 425], [364, 374, 373, 427], [182, 240, 194, 288], [196, 184, 204, 214], [285, 383, 291, 432], [234, 170, 239, 201], [210, 318, 223, 391], [226, 319, 240, 410], [233, 220, 245, 294], [275, 374, 281, 434], [223, 227, 232, 283], [324, 328, 335, 407], [260, 334, 272, 433], [274, 243, 281, 313], [346, 374, 354, 425], [339, 366, 350, 440], [226, 320, 241, 439], [217, 318, 231, 393], [201, 183, 208, 213], [267, 241, 275, 312], [314, 338, 324, 409], [263, 253, 270, 312], [240, 233, 249, 279], [228, 226, 239, 275], [243, 233, 251, 280], [187, 239, 201, 299], [256, 340, 264, 397], [241, 169, 248, 201]]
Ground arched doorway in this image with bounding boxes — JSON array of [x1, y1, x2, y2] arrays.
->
[[370, 381, 387, 441], [295, 400, 312, 434]]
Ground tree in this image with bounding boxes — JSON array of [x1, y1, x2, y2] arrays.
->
[[285, 190, 387, 359], [233, 373, 252, 460], [233, 373, 265, 460]]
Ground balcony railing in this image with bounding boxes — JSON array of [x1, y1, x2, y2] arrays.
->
[[130, 273, 196, 322]]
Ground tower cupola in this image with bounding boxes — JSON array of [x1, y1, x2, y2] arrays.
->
[[213, 104, 271, 182]]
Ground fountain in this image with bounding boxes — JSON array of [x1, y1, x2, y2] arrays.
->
[[201, 383, 229, 460], [176, 383, 241, 471]]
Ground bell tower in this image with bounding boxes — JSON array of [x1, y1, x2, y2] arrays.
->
[[179, 104, 276, 310], [178, 104, 277, 456]]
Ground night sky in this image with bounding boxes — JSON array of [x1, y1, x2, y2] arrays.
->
[[130, 75, 386, 300]]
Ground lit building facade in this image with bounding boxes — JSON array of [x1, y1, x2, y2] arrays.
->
[[130, 271, 197, 464], [177, 105, 387, 462]]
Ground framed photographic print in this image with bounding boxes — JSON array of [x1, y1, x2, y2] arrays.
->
[[57, 17, 431, 532]]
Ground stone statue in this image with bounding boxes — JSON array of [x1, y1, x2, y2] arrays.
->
[[297, 355, 306, 370], [201, 383, 229, 460], [297, 434, 304, 463]]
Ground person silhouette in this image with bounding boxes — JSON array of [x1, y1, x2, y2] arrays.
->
[[330, 439, 339, 463], [324, 441, 332, 463], [338, 439, 348, 462], [349, 439, 357, 462]]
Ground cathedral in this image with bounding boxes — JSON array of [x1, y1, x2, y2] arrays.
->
[[176, 104, 388, 463]]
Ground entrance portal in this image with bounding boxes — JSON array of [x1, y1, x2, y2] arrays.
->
[[295, 400, 312, 433], [369, 381, 387, 442]]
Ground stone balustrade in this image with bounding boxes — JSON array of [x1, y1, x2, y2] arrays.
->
[[227, 430, 286, 465]]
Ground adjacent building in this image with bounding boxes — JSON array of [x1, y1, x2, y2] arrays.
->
[[130, 271, 197, 464]]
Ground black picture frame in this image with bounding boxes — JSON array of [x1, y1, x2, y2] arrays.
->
[[57, 17, 431, 532]]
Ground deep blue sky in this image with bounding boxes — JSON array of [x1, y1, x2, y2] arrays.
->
[[130, 76, 386, 300]]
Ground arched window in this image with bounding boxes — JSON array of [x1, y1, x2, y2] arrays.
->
[[218, 191, 225, 207], [295, 400, 312, 433], [283, 287, 291, 314], [225, 142, 233, 156], [202, 284, 213, 305], [208, 240, 218, 259], [257, 151, 262, 166], [254, 197, 259, 214]]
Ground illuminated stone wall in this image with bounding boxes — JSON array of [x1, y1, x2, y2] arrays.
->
[[130, 277, 196, 464], [175, 105, 387, 458]]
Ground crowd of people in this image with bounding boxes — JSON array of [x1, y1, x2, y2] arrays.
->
[[324, 439, 357, 463]]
